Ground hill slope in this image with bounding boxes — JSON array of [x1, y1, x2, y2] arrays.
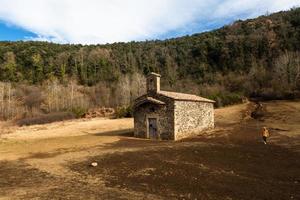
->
[[0, 8, 299, 84], [0, 8, 299, 120]]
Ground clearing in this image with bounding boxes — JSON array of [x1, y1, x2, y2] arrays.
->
[[0, 101, 300, 199]]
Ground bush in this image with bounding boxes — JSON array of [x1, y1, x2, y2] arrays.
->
[[115, 106, 133, 118], [16, 112, 75, 126], [70, 107, 88, 118], [209, 92, 244, 107]]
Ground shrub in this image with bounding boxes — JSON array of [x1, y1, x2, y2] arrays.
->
[[209, 92, 244, 107], [70, 107, 88, 118], [16, 112, 75, 126], [115, 106, 133, 118]]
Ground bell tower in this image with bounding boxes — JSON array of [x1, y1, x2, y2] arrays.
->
[[147, 72, 161, 93]]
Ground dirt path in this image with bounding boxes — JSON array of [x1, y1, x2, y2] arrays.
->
[[0, 101, 300, 199]]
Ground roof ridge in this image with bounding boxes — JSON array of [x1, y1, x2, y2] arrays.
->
[[158, 90, 215, 103]]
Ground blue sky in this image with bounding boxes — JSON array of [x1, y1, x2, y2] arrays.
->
[[0, 21, 36, 41], [0, 0, 299, 44]]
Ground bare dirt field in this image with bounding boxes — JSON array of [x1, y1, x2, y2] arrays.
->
[[0, 101, 300, 199]]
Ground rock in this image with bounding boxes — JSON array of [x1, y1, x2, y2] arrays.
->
[[91, 162, 98, 167]]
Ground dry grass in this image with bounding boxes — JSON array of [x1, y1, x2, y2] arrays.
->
[[0, 101, 300, 199], [16, 112, 76, 126]]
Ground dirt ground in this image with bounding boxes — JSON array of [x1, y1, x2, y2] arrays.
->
[[0, 101, 300, 199]]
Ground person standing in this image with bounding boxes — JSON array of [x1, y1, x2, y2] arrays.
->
[[261, 127, 270, 144]]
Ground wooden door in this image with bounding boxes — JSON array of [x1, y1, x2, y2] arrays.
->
[[148, 118, 158, 139]]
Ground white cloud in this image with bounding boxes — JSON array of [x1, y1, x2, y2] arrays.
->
[[0, 0, 299, 44]]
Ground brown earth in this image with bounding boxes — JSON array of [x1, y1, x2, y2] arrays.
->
[[0, 101, 300, 199]]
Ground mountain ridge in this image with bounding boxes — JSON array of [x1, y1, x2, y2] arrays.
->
[[0, 7, 299, 111]]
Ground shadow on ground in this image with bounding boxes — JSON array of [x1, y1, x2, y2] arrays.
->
[[1, 101, 300, 199], [70, 120, 300, 200], [93, 128, 134, 137], [0, 160, 136, 200]]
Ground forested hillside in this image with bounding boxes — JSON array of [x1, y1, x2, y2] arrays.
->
[[0, 8, 299, 121]]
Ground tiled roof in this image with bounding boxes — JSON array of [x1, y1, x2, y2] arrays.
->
[[134, 96, 166, 108], [158, 91, 215, 103]]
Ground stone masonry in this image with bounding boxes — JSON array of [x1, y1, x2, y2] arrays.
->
[[133, 72, 215, 141]]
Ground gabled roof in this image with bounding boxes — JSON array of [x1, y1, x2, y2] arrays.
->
[[133, 91, 215, 108], [134, 96, 166, 108], [158, 91, 215, 103]]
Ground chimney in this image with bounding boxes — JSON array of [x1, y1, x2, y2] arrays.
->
[[147, 72, 161, 93]]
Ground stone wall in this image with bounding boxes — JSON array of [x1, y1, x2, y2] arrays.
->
[[174, 101, 214, 140], [133, 95, 175, 140]]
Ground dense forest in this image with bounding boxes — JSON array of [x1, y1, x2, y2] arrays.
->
[[0, 8, 299, 121]]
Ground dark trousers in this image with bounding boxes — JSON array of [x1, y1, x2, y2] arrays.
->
[[263, 136, 267, 143]]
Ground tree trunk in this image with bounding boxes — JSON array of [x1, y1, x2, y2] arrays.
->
[[8, 83, 11, 119], [0, 83, 3, 119]]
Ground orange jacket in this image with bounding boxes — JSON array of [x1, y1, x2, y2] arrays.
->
[[262, 128, 270, 137]]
